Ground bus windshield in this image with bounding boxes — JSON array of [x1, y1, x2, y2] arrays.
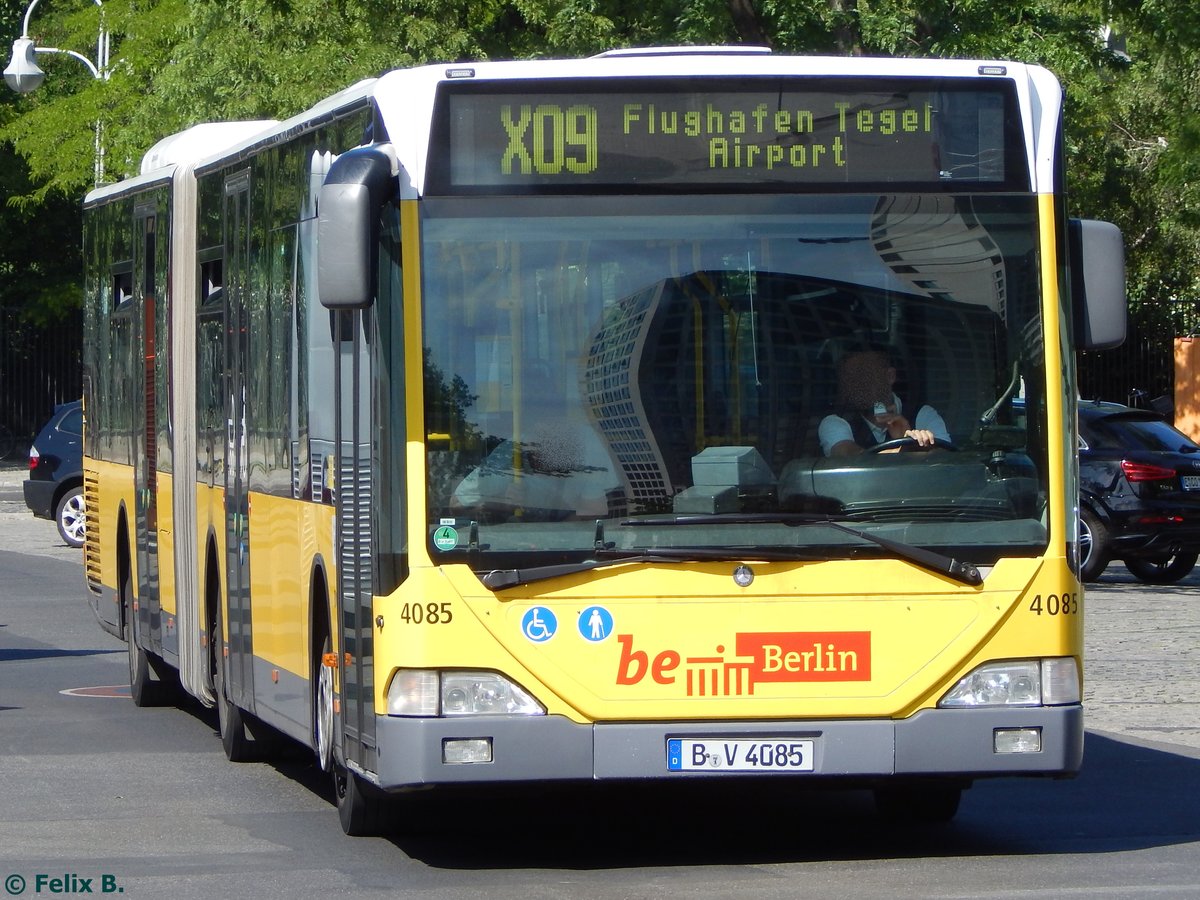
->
[[421, 192, 1046, 567]]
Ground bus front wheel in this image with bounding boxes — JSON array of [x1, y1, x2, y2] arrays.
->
[[333, 761, 390, 837], [314, 635, 334, 773]]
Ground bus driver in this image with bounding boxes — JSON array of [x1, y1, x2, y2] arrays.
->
[[818, 348, 950, 457]]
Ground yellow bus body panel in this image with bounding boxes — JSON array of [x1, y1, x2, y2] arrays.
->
[[155, 472, 175, 619], [375, 555, 1080, 722], [246, 490, 337, 678]]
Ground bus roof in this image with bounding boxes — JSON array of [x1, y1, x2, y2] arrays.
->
[[140, 121, 278, 174], [110, 49, 1061, 201]]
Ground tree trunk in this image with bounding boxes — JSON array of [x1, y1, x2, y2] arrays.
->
[[728, 0, 771, 47]]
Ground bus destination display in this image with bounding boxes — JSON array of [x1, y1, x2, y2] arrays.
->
[[443, 82, 1018, 190]]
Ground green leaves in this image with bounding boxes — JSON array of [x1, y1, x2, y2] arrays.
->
[[2, 0, 1200, 332]]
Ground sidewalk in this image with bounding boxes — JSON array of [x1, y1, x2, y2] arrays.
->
[[0, 459, 26, 488], [0, 457, 78, 562]]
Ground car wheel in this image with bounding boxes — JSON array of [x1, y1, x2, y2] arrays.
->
[[1124, 551, 1199, 584], [55, 485, 85, 548], [1078, 507, 1110, 582]]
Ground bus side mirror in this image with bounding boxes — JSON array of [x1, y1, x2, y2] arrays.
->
[[1069, 218, 1126, 350], [317, 146, 396, 310]]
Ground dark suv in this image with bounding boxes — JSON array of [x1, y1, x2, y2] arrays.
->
[[1078, 400, 1200, 583], [23, 400, 84, 548]]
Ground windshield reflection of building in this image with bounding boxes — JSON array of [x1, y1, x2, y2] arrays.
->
[[583, 281, 675, 507]]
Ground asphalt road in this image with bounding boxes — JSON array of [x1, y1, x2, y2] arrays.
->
[[2, 462, 1199, 899]]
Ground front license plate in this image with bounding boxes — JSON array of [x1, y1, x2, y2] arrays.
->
[[667, 737, 815, 772], [1182, 475, 1200, 491]]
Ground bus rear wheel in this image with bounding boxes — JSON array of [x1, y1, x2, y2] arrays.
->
[[212, 604, 254, 762], [123, 554, 166, 707]]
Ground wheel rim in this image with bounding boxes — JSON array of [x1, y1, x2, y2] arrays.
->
[[316, 657, 334, 772], [1078, 516, 1094, 568], [61, 493, 85, 544]]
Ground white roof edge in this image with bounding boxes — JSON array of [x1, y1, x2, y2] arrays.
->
[[140, 121, 279, 174], [191, 77, 380, 174], [85, 168, 175, 205]]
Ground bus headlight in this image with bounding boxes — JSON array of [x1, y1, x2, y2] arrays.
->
[[938, 658, 1080, 708], [386, 669, 545, 717]]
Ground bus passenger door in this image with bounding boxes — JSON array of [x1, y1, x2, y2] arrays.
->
[[334, 309, 375, 773], [222, 171, 254, 710], [132, 206, 161, 653]]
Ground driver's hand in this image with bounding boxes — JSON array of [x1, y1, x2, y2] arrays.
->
[[904, 428, 937, 447]]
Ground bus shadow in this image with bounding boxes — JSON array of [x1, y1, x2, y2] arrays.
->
[[171, 692, 1200, 866], [384, 732, 1200, 868]]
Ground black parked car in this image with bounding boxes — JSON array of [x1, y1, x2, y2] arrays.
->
[[1078, 400, 1200, 583], [23, 400, 84, 548]]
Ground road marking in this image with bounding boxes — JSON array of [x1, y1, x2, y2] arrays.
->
[[60, 685, 131, 698]]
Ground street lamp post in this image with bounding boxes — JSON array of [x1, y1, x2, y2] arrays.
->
[[4, 0, 110, 184]]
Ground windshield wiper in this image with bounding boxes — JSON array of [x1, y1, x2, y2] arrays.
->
[[620, 513, 983, 586], [480, 546, 826, 591]]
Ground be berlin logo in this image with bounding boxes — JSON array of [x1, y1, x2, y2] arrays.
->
[[4, 874, 125, 895]]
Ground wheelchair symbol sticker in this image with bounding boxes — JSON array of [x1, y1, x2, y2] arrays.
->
[[578, 606, 613, 642], [521, 606, 557, 643]]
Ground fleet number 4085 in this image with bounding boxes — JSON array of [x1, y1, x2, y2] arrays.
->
[[399, 602, 453, 624], [1028, 593, 1080, 616]]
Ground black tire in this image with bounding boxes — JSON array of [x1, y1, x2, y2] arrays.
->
[[874, 784, 963, 823], [1124, 551, 1199, 584], [123, 552, 166, 707], [1078, 507, 1110, 583], [212, 604, 255, 762], [55, 485, 85, 548], [333, 761, 390, 836]]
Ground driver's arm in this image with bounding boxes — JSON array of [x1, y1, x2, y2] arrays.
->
[[830, 438, 864, 457], [819, 414, 863, 457]]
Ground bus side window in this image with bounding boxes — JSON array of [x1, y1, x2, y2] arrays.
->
[[113, 269, 133, 308], [201, 258, 223, 306]]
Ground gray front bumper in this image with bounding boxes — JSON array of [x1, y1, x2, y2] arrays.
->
[[373, 705, 1083, 790]]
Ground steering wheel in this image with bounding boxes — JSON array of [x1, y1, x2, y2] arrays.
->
[[866, 437, 958, 454]]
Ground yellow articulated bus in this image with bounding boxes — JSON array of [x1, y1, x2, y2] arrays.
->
[[81, 48, 1126, 835]]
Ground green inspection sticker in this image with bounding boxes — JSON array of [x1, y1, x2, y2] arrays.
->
[[433, 525, 459, 551]]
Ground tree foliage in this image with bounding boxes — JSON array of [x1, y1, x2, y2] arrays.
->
[[2, 0, 1199, 340]]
